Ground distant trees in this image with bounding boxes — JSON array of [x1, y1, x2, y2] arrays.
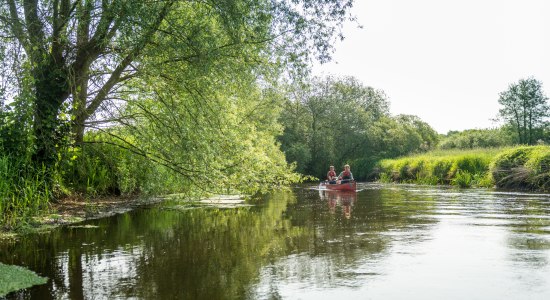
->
[[498, 78, 549, 144], [438, 128, 515, 150], [278, 76, 439, 179]]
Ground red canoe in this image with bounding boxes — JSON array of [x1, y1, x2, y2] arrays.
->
[[320, 181, 357, 191]]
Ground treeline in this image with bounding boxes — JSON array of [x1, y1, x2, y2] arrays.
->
[[438, 129, 515, 150], [278, 76, 550, 182], [278, 76, 439, 180]]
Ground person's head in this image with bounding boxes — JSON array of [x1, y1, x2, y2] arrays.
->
[[329, 165, 334, 170], [344, 164, 350, 170]]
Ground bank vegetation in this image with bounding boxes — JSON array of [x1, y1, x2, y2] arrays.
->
[[376, 146, 550, 191]]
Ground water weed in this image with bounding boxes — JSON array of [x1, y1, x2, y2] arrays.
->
[[0, 263, 47, 296]]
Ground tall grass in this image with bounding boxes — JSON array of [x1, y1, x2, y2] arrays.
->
[[0, 156, 50, 229], [1, 135, 210, 229], [491, 146, 550, 191], [377, 146, 550, 191], [376, 147, 511, 188]]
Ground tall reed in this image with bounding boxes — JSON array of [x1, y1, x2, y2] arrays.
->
[[377, 146, 550, 191], [0, 156, 50, 229], [376, 148, 505, 187], [491, 146, 550, 191]]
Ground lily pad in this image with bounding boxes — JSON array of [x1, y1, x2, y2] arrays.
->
[[0, 263, 48, 296]]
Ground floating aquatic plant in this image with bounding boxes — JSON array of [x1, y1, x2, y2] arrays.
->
[[0, 263, 47, 296]]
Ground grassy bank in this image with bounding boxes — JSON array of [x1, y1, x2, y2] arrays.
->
[[376, 146, 550, 191], [0, 157, 50, 230], [0, 142, 193, 232]]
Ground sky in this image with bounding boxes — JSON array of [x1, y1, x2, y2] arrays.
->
[[312, 0, 550, 134]]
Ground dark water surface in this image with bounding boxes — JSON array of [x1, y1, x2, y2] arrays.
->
[[2, 183, 550, 299]]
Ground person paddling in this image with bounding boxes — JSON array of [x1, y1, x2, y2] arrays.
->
[[338, 164, 354, 183], [327, 165, 337, 183]]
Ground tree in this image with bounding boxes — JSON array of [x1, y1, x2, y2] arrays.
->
[[394, 114, 439, 151], [278, 76, 440, 179], [437, 128, 514, 150], [498, 77, 549, 144], [0, 0, 354, 177], [280, 76, 391, 178]]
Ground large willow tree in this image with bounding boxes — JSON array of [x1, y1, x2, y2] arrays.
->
[[0, 0, 353, 184]]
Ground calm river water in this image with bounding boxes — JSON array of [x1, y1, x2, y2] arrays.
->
[[2, 183, 550, 299]]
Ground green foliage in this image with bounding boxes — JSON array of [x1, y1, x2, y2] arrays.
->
[[0, 156, 50, 229], [0, 0, 353, 227], [451, 170, 473, 188], [376, 148, 501, 187], [497, 77, 549, 145], [279, 76, 439, 180], [0, 0, 354, 173], [0, 63, 35, 160], [0, 263, 47, 296], [59, 132, 220, 197], [113, 60, 302, 195], [377, 146, 550, 191], [438, 128, 515, 150], [491, 146, 550, 191]]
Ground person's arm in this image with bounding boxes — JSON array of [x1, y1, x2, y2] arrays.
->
[[338, 171, 343, 179], [350, 172, 354, 180]]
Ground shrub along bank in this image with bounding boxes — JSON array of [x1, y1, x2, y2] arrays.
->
[[376, 146, 550, 191], [0, 143, 183, 231]]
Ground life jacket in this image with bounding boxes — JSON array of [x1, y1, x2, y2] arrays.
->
[[327, 170, 336, 179], [341, 170, 351, 179]]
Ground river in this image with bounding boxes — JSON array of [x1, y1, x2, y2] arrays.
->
[[1, 183, 550, 299]]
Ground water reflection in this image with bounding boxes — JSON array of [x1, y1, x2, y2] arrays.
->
[[1, 184, 550, 299], [319, 190, 357, 219]]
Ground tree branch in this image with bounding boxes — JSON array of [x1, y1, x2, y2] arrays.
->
[[6, 0, 31, 53], [84, 0, 176, 119], [22, 0, 46, 58]]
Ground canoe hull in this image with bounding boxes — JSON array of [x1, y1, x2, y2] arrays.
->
[[320, 181, 356, 191]]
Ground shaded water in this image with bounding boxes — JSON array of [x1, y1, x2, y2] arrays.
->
[[2, 183, 550, 299]]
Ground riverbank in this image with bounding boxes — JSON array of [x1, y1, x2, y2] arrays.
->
[[375, 145, 550, 191], [0, 195, 159, 239], [0, 193, 251, 239]]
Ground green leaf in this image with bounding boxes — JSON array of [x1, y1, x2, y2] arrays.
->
[[0, 263, 48, 297]]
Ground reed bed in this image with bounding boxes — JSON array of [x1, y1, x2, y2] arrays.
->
[[374, 147, 550, 189], [0, 156, 50, 229]]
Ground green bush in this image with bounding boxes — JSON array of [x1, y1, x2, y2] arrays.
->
[[431, 159, 453, 183], [438, 128, 514, 150], [59, 140, 188, 197]]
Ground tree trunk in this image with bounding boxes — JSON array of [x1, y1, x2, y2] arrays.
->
[[528, 110, 533, 145], [72, 68, 89, 145], [72, 114, 86, 145], [31, 61, 68, 177]]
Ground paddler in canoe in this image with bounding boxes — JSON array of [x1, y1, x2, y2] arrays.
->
[[327, 165, 338, 183], [337, 164, 354, 183]]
